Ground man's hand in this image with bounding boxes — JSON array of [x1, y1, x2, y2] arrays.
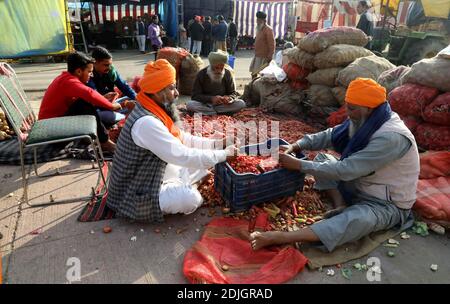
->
[[280, 142, 301, 156], [279, 153, 302, 171], [112, 102, 122, 111], [104, 92, 119, 102], [211, 96, 224, 105], [225, 145, 239, 162], [223, 96, 234, 104]]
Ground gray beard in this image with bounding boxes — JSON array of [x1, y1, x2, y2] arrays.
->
[[348, 118, 366, 138], [207, 66, 225, 84], [163, 100, 180, 123], [256, 24, 264, 33]]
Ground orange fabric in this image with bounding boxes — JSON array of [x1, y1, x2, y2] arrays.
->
[[345, 78, 387, 108], [138, 59, 176, 94], [137, 92, 182, 141], [183, 208, 308, 284]]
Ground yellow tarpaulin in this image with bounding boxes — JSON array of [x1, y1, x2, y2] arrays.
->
[[0, 0, 70, 58], [422, 0, 450, 19]]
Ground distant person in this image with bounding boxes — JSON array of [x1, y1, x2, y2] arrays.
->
[[38, 52, 121, 153], [135, 16, 146, 54], [148, 15, 163, 60], [187, 50, 245, 115], [88, 46, 136, 127], [249, 11, 275, 79], [212, 15, 228, 52], [227, 17, 238, 55], [356, 0, 374, 49], [179, 23, 188, 49], [275, 42, 294, 67], [187, 16, 196, 52], [201, 16, 213, 56], [189, 16, 205, 55]]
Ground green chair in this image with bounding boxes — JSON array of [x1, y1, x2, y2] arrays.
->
[[0, 62, 106, 207]]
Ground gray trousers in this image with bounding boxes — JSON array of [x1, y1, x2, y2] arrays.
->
[[186, 99, 246, 115], [309, 153, 414, 252]]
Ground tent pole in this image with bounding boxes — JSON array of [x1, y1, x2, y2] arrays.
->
[[76, 0, 89, 53]]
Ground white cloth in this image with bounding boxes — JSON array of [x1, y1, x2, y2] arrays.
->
[[136, 35, 146, 52], [131, 115, 227, 215], [275, 50, 283, 67], [192, 40, 202, 54]]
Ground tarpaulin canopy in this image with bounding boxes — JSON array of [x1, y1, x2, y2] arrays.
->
[[0, 0, 70, 59], [233, 0, 292, 39]]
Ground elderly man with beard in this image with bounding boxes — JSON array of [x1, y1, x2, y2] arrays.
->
[[107, 59, 238, 222], [187, 50, 246, 115], [249, 11, 275, 79], [249, 78, 420, 252]]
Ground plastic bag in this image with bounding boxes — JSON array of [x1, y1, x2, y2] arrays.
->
[[314, 44, 373, 69], [260, 61, 287, 82], [437, 44, 450, 59]]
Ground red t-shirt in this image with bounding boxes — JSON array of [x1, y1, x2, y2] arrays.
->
[[38, 71, 114, 120]]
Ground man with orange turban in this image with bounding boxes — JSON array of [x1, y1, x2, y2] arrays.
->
[[250, 78, 420, 252], [107, 59, 238, 222]]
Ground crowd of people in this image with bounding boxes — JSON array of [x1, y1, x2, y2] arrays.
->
[[36, 7, 420, 253]]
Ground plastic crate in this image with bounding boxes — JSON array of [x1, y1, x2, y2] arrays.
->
[[214, 138, 306, 212]]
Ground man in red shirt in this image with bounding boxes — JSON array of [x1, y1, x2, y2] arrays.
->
[[39, 52, 121, 152]]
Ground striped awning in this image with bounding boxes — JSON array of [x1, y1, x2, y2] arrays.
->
[[90, 2, 157, 24], [233, 0, 292, 39]]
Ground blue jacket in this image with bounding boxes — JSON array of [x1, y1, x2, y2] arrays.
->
[[87, 66, 137, 100], [212, 21, 228, 41]]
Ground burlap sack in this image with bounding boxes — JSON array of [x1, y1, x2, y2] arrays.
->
[[307, 85, 339, 107], [285, 47, 315, 70], [179, 54, 204, 95], [337, 55, 396, 87], [401, 57, 450, 92], [332, 86, 347, 106], [298, 26, 369, 54], [261, 82, 305, 115], [377, 65, 411, 93], [306, 68, 342, 87], [313, 44, 373, 69]]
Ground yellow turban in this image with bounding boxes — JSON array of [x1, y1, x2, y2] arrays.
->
[[345, 78, 386, 108], [138, 59, 176, 94]]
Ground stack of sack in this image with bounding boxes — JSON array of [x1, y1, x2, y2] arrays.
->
[[178, 53, 204, 96], [389, 55, 450, 150], [290, 27, 395, 121]]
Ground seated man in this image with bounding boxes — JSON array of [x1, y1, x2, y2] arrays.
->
[[250, 78, 420, 252], [187, 50, 245, 115], [106, 59, 237, 222], [39, 52, 121, 152], [88, 46, 137, 127]]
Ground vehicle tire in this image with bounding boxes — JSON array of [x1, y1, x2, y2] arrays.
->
[[401, 38, 447, 66]]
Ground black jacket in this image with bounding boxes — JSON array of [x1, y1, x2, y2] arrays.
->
[[189, 22, 205, 41], [228, 22, 238, 38], [203, 21, 212, 40]]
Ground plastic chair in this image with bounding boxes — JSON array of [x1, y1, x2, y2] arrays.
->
[[0, 63, 106, 207]]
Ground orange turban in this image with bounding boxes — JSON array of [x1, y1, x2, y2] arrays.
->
[[138, 59, 176, 94], [345, 78, 386, 108]]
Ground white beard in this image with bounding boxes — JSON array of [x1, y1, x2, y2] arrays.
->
[[348, 117, 367, 138], [207, 66, 225, 84], [256, 24, 264, 34]]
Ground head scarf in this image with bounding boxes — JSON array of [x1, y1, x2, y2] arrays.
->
[[345, 78, 386, 108], [137, 59, 181, 141], [208, 50, 229, 66]]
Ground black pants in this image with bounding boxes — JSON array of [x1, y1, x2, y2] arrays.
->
[[65, 99, 109, 143], [201, 39, 212, 56]]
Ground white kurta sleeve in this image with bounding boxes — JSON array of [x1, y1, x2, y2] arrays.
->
[[131, 116, 227, 169], [181, 131, 220, 150]]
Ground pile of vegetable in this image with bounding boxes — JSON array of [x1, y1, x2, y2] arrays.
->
[[0, 111, 14, 141]]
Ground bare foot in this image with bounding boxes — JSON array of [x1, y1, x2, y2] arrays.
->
[[250, 231, 286, 251], [101, 140, 116, 153]]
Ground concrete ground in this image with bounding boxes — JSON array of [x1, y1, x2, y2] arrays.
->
[[1, 50, 449, 284]]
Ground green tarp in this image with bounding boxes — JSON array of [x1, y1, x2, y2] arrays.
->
[[0, 0, 70, 58]]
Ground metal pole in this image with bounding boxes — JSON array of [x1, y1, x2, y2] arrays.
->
[[76, 0, 89, 53]]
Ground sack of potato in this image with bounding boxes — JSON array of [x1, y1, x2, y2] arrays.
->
[[0, 111, 14, 141], [298, 26, 369, 54], [313, 44, 373, 69]]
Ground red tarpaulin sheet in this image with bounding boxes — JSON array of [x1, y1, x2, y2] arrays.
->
[[183, 210, 308, 284]]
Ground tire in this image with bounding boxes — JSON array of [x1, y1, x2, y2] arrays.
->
[[401, 38, 447, 66]]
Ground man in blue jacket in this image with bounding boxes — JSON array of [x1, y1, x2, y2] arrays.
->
[[212, 15, 228, 52], [88, 46, 137, 127]]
